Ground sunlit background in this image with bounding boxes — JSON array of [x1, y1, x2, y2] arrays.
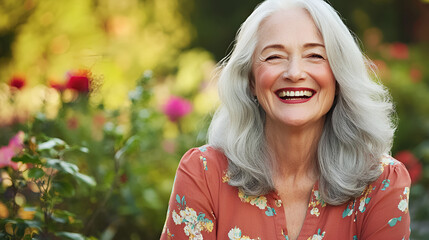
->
[[0, 0, 428, 239]]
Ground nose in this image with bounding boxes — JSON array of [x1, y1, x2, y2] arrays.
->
[[283, 57, 305, 82]]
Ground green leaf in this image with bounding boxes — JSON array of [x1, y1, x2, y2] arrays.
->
[[75, 172, 96, 187], [12, 154, 42, 164], [20, 220, 41, 230], [52, 180, 75, 197], [115, 136, 140, 160], [55, 232, 85, 240], [46, 159, 79, 174], [64, 146, 90, 154], [28, 168, 45, 179], [37, 138, 67, 151]]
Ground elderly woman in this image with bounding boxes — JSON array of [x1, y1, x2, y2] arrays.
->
[[160, 0, 411, 239]]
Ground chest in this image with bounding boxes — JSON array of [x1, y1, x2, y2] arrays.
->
[[276, 186, 313, 240], [215, 182, 358, 240]]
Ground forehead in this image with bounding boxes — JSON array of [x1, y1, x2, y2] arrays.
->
[[257, 7, 323, 47]]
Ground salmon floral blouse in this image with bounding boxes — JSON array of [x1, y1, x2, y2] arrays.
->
[[160, 146, 411, 240]]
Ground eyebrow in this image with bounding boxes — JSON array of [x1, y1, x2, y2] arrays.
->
[[261, 43, 325, 53]]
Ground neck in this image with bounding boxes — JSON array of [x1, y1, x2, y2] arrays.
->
[[265, 120, 324, 182]]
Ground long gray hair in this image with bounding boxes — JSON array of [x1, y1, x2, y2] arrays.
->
[[207, 0, 395, 205]]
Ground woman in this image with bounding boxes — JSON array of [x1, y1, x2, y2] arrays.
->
[[161, 0, 411, 239]]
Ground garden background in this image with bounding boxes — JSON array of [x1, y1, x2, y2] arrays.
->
[[0, 0, 428, 239]]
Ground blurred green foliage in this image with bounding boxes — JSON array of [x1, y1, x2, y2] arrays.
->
[[0, 0, 428, 239]]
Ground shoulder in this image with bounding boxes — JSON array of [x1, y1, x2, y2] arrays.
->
[[354, 157, 411, 238], [178, 145, 229, 178], [357, 154, 411, 208], [377, 154, 411, 186]]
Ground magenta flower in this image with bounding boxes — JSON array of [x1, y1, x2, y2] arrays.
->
[[163, 96, 192, 122], [0, 131, 25, 170]]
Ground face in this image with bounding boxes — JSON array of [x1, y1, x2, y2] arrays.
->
[[251, 7, 336, 131]]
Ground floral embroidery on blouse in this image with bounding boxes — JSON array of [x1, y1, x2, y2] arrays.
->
[[238, 189, 267, 210], [162, 206, 171, 234], [342, 199, 356, 218], [388, 217, 402, 227], [200, 155, 208, 171], [308, 189, 326, 217], [307, 228, 325, 240], [380, 155, 396, 172], [198, 146, 207, 152], [398, 187, 409, 213], [172, 194, 214, 239], [275, 199, 282, 208], [381, 179, 390, 191], [281, 229, 289, 240], [237, 189, 277, 217], [166, 228, 175, 239], [358, 184, 375, 213], [228, 227, 260, 240], [222, 170, 230, 183]]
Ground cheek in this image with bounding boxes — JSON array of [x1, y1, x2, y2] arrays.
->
[[312, 65, 336, 94], [253, 65, 281, 91]]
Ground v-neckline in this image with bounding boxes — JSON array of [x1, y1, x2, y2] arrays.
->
[[273, 181, 320, 240]]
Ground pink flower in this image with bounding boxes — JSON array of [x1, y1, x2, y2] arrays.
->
[[9, 76, 26, 90], [66, 70, 90, 93], [394, 150, 422, 184], [0, 131, 25, 170], [389, 43, 409, 60], [162, 96, 192, 122]]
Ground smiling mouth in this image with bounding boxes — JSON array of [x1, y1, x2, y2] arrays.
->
[[276, 89, 315, 100]]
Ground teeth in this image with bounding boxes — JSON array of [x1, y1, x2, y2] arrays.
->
[[278, 90, 314, 98], [303, 90, 313, 97]]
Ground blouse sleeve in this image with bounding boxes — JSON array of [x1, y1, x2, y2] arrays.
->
[[360, 159, 411, 240], [160, 148, 217, 240]]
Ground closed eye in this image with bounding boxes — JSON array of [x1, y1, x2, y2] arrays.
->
[[265, 55, 282, 61], [309, 54, 324, 59]]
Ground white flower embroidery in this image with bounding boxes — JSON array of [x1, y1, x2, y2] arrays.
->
[[358, 200, 365, 212], [172, 210, 182, 224], [228, 227, 257, 240], [228, 227, 242, 239], [238, 189, 268, 210], [403, 187, 409, 195], [307, 229, 325, 240], [311, 207, 320, 217], [398, 199, 408, 212]]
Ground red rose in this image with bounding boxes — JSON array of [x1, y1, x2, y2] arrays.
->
[[389, 43, 409, 60], [9, 76, 26, 90], [66, 70, 90, 92], [394, 150, 423, 184]]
